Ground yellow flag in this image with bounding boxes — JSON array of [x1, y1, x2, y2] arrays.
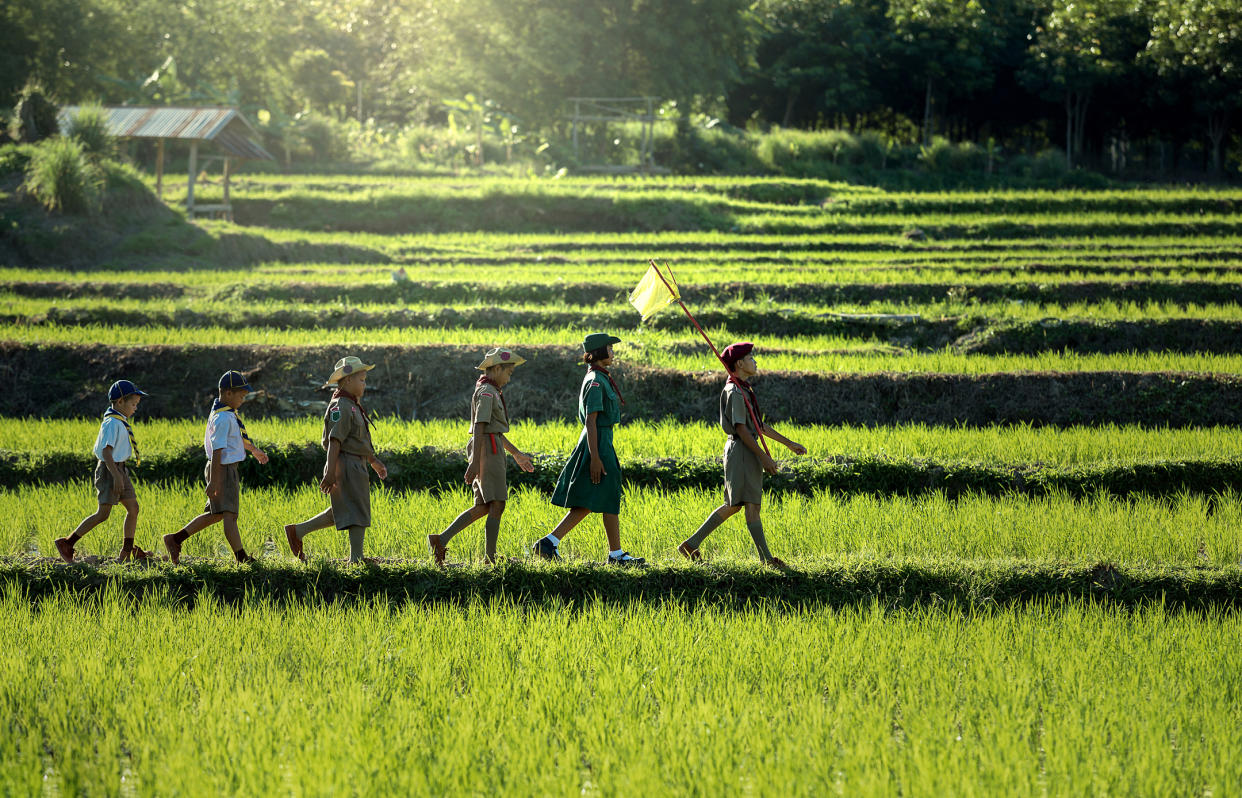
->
[[628, 263, 680, 321]]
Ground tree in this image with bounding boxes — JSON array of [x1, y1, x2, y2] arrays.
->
[[1023, 0, 1143, 169], [1144, 0, 1242, 175]]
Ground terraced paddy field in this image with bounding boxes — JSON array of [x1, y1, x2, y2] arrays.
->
[[3, 176, 1241, 794]]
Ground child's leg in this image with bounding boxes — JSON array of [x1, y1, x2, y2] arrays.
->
[[549, 507, 591, 540], [438, 504, 488, 545], [119, 497, 140, 546], [683, 504, 742, 551], [164, 512, 223, 564], [56, 504, 113, 561], [346, 526, 365, 563], [601, 513, 622, 552], [221, 513, 250, 562], [483, 502, 505, 562], [743, 503, 773, 561], [292, 508, 335, 539]]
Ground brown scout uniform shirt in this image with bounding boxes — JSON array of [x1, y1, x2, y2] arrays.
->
[[322, 394, 374, 529], [720, 380, 764, 506], [470, 380, 511, 503]]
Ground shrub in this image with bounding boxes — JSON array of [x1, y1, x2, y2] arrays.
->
[[13, 83, 59, 143], [64, 104, 115, 162], [22, 136, 101, 214], [0, 143, 36, 176], [754, 128, 856, 178], [296, 115, 346, 162], [1031, 148, 1069, 180]]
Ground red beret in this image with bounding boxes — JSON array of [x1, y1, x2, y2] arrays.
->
[[721, 341, 754, 369]]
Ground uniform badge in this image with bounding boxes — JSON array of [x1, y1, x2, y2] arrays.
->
[[330, 408, 341, 422]]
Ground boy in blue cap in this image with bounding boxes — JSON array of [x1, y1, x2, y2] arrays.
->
[[54, 379, 153, 563], [163, 370, 269, 565]]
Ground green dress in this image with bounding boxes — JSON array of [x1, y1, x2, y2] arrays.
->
[[551, 369, 623, 514]]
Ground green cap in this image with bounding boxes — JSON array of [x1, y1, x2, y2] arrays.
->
[[582, 332, 622, 352]]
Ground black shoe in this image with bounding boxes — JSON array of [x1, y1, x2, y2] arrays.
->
[[607, 551, 646, 567], [532, 537, 561, 561]]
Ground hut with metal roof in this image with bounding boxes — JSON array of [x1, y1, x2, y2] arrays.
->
[[58, 106, 274, 220]]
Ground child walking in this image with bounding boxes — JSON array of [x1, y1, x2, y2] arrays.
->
[[283, 356, 387, 563], [163, 370, 269, 565], [54, 380, 153, 563], [679, 342, 806, 567], [428, 348, 534, 566], [532, 333, 645, 566]]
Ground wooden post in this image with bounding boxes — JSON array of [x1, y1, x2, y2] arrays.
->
[[222, 157, 231, 221], [187, 141, 197, 219], [155, 139, 165, 197]]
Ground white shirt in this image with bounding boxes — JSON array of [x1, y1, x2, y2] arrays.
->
[[93, 415, 132, 462], [204, 410, 246, 464]]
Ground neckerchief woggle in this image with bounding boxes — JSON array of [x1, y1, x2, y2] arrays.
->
[[210, 398, 252, 445], [103, 407, 140, 465]]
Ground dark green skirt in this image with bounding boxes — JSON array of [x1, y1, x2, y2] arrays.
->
[[550, 426, 623, 514]]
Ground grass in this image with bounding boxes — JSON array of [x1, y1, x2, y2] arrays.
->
[[7, 418, 1241, 466], [8, 482, 1240, 565], [1, 590, 1240, 794]]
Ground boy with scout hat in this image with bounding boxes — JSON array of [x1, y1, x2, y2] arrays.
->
[[678, 342, 806, 568], [163, 370, 270, 565], [54, 379, 153, 563], [532, 333, 645, 566], [428, 348, 534, 566], [283, 356, 387, 563]]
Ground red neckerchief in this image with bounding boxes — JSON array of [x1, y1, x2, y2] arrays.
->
[[590, 365, 625, 405], [730, 375, 764, 430], [332, 388, 370, 428], [477, 375, 509, 418]]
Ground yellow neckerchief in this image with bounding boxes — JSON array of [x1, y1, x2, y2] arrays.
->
[[210, 398, 252, 445], [103, 407, 139, 464]]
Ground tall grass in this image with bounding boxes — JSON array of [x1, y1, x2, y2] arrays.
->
[[21, 136, 101, 214], [1, 591, 1239, 795]]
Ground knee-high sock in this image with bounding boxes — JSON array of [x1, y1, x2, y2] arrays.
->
[[438, 508, 478, 545], [684, 510, 727, 550], [745, 517, 772, 561], [296, 508, 335, 539], [484, 515, 501, 560], [347, 526, 365, 562]]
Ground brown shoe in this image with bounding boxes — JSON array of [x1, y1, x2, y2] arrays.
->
[[54, 537, 75, 563], [117, 545, 154, 564], [285, 524, 306, 562], [163, 533, 183, 565], [677, 542, 702, 562], [427, 534, 447, 567]]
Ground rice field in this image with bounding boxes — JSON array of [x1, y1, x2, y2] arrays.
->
[[3, 176, 1241, 794]]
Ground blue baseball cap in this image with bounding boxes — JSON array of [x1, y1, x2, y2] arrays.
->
[[108, 380, 150, 401], [218, 370, 254, 392]]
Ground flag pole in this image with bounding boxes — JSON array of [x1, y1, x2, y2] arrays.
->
[[647, 259, 771, 455]]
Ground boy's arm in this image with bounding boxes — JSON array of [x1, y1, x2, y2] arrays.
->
[[243, 437, 269, 465], [735, 422, 779, 474], [465, 421, 486, 483], [762, 425, 806, 455], [319, 438, 342, 494], [207, 448, 224, 497], [500, 433, 534, 472], [101, 444, 122, 480]]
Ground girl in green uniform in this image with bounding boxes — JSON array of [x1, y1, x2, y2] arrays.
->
[[532, 333, 645, 566]]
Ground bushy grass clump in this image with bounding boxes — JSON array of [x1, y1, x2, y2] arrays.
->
[[21, 136, 102, 214], [63, 105, 115, 162]]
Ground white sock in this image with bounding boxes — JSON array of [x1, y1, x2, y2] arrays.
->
[[546, 534, 560, 547], [609, 549, 625, 559]]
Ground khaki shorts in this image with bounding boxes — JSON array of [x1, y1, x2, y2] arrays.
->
[[330, 454, 372, 529], [723, 438, 763, 507], [203, 461, 241, 516], [470, 433, 508, 505], [94, 461, 136, 506]]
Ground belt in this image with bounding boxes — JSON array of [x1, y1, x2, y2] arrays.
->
[[340, 451, 366, 460]]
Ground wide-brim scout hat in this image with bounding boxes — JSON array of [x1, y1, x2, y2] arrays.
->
[[218, 370, 254, 392], [323, 356, 376, 387], [108, 379, 150, 401], [476, 348, 526, 370], [582, 333, 622, 352], [721, 341, 754, 369]]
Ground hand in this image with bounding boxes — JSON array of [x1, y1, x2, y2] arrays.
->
[[464, 464, 479, 484], [760, 454, 780, 475], [253, 448, 269, 465], [787, 441, 807, 456], [514, 452, 534, 473], [371, 458, 387, 480], [206, 481, 220, 499], [589, 456, 606, 484], [319, 471, 337, 495]]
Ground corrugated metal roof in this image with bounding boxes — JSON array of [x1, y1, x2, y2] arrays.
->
[[59, 106, 274, 160]]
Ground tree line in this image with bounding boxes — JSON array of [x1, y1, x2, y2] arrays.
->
[[2, 0, 1238, 177]]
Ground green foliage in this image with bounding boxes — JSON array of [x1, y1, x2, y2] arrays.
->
[[63, 104, 114, 162], [11, 82, 58, 143], [21, 136, 101, 214]]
